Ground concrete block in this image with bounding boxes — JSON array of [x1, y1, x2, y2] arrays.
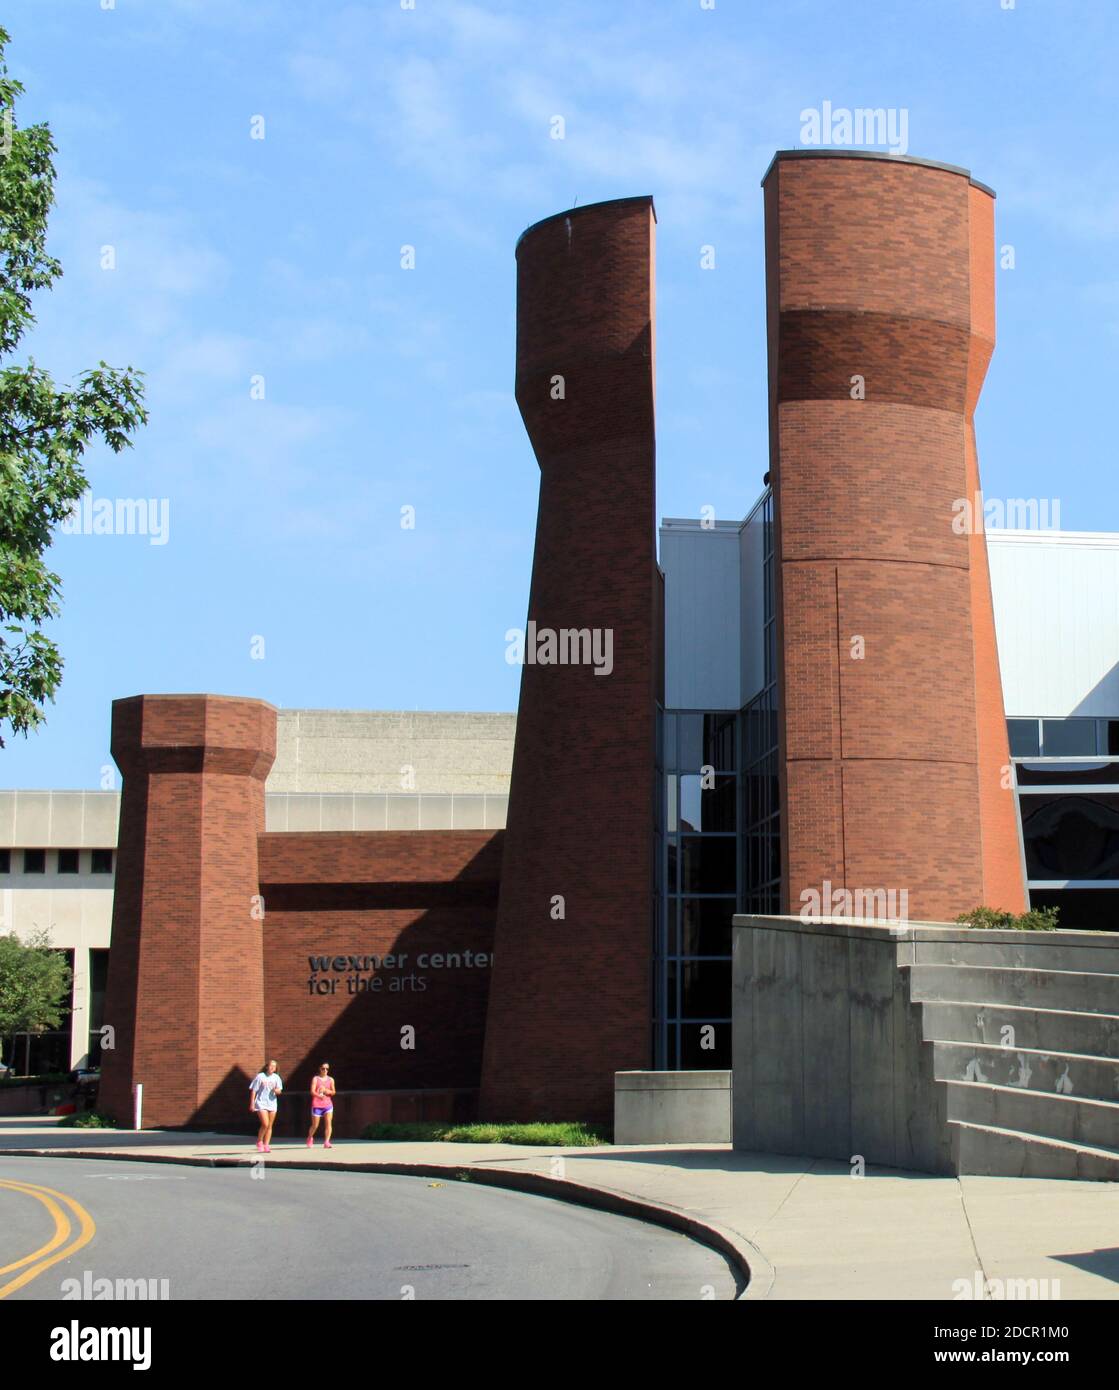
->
[[614, 1070, 731, 1143]]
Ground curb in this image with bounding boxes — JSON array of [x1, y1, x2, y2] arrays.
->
[[0, 1146, 772, 1300]]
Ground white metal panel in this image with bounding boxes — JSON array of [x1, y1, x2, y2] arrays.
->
[[988, 530, 1119, 718], [660, 522, 741, 709], [740, 506, 767, 705]]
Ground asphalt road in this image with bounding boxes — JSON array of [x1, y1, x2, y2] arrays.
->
[[0, 1157, 742, 1301]]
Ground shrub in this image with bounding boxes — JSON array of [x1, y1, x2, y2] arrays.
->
[[56, 1110, 115, 1128], [955, 905, 1060, 932]]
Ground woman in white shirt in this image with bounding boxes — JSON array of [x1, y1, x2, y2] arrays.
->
[[249, 1059, 283, 1152]]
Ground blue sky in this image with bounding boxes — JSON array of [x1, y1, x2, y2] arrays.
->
[[3, 0, 1117, 788]]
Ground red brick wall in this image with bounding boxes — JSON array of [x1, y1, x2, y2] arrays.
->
[[99, 695, 276, 1128], [479, 197, 659, 1124], [259, 831, 501, 1101], [765, 153, 1025, 922]]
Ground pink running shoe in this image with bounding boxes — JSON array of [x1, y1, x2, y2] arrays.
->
[[324, 1141, 333, 1150], [306, 1136, 313, 1147], [256, 1141, 264, 1152], [263, 1145, 271, 1153]]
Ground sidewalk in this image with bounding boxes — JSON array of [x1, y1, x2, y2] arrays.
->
[[1, 1117, 1116, 1300]]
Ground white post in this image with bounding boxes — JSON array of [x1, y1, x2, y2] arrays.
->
[[133, 1082, 143, 1131]]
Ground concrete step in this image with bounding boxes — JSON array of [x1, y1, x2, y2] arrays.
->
[[908, 964, 1119, 1015], [945, 1080, 1119, 1152], [951, 1121, 1119, 1181], [920, 1000, 1119, 1057], [913, 936, 1119, 973], [933, 1041, 1119, 1102]]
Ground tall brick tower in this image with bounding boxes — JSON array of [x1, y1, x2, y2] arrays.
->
[[99, 694, 276, 1128], [479, 196, 660, 1123], [763, 150, 1025, 920]]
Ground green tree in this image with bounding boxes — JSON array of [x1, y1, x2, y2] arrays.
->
[[0, 25, 147, 747], [0, 929, 72, 1041]]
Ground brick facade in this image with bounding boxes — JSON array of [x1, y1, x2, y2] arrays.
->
[[259, 830, 500, 1101], [477, 197, 661, 1124], [98, 695, 276, 1128], [764, 152, 1026, 921], [99, 693, 503, 1129]]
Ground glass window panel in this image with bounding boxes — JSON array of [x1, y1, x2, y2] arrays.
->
[[1022, 794, 1119, 880], [679, 898, 734, 956], [678, 775, 736, 832], [678, 714, 704, 771], [680, 1022, 732, 1069], [1042, 719, 1098, 757], [1007, 719, 1041, 758], [767, 833, 781, 885], [676, 712, 736, 772], [678, 835, 737, 894], [666, 775, 677, 833], [663, 712, 677, 770], [703, 713, 736, 771], [679, 960, 732, 1019]]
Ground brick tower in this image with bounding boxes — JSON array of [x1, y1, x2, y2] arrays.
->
[[478, 196, 661, 1123], [98, 694, 276, 1128], [763, 150, 1025, 920]]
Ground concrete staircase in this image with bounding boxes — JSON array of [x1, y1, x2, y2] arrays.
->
[[905, 937, 1119, 1180]]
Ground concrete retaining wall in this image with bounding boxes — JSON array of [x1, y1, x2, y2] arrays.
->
[[733, 915, 950, 1172], [732, 914, 1119, 1177], [614, 1070, 731, 1144]]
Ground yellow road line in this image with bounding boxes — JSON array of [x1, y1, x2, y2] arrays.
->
[[0, 1179, 69, 1275], [0, 1177, 96, 1299]]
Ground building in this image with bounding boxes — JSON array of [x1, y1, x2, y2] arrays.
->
[[0, 711, 514, 1075], [6, 149, 1116, 1128]]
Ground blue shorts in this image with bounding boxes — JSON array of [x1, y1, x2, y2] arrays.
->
[[311, 1105, 333, 1117]]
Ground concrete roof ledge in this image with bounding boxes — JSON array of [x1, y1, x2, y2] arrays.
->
[[734, 913, 1119, 947]]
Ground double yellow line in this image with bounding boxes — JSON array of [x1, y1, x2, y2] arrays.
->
[[0, 1177, 96, 1299]]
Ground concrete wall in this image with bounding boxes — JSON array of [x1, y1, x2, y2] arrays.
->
[[733, 912, 1119, 1175], [733, 914, 952, 1173], [614, 1070, 731, 1143], [0, 790, 120, 848], [264, 791, 508, 832], [269, 710, 516, 794]]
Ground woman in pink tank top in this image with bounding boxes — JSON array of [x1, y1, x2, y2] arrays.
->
[[307, 1062, 336, 1149]]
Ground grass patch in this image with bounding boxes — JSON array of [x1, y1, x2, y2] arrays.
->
[[56, 1111, 116, 1129], [360, 1121, 608, 1146], [955, 906, 1060, 932]]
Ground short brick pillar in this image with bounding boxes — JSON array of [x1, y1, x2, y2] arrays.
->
[[98, 695, 276, 1128]]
